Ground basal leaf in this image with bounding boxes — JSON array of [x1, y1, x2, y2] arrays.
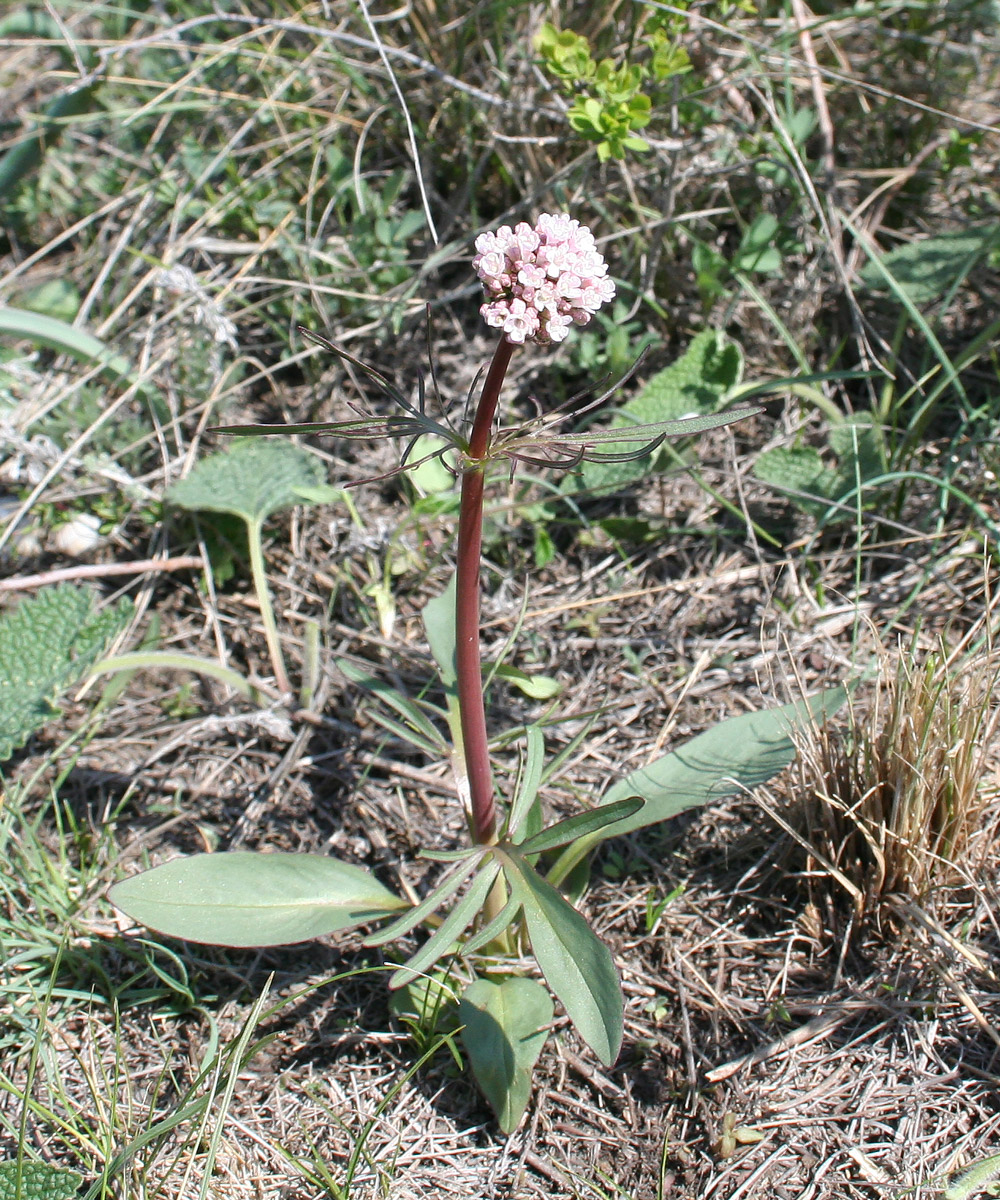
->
[[0, 1161, 82, 1200], [597, 686, 848, 840], [0, 585, 133, 761], [167, 438, 328, 525], [503, 854, 623, 1066], [336, 657, 447, 751], [109, 852, 407, 947], [460, 976, 553, 1133], [390, 861, 501, 988], [0, 305, 156, 401], [507, 725, 546, 841]]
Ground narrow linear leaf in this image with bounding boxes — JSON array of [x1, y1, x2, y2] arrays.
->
[[462, 894, 523, 955], [109, 852, 407, 947], [517, 797, 645, 856], [390, 861, 501, 988], [460, 977, 553, 1134], [507, 725, 546, 841], [363, 854, 483, 947], [0, 305, 158, 400], [503, 854, 623, 1066], [337, 657, 447, 750]]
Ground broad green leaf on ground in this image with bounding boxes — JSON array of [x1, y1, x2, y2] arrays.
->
[[167, 438, 328, 524], [0, 1161, 82, 1200], [858, 225, 1000, 306], [0, 585, 133, 760], [503, 853, 623, 1066], [460, 976, 553, 1134], [109, 852, 407, 947], [578, 329, 744, 494], [597, 685, 849, 839]]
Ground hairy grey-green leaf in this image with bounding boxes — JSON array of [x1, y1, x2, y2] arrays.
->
[[167, 438, 328, 524], [579, 330, 744, 494], [0, 585, 132, 761], [858, 226, 1000, 305], [460, 977, 553, 1133], [0, 1161, 82, 1200], [754, 446, 841, 515]]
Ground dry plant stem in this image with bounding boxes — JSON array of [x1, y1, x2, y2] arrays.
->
[[456, 337, 515, 845]]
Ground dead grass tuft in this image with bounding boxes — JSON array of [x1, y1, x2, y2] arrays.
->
[[793, 632, 1000, 919]]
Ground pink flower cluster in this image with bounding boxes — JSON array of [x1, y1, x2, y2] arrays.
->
[[474, 213, 615, 346]]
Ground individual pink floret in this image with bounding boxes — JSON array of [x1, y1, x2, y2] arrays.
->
[[474, 212, 615, 346]]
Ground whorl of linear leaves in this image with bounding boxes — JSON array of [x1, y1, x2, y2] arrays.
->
[[578, 330, 743, 494], [0, 584, 132, 760]]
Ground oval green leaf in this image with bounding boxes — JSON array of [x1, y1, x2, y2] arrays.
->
[[460, 976, 553, 1134], [504, 854, 623, 1066], [109, 852, 407, 947]]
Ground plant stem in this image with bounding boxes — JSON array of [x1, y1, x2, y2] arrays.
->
[[456, 338, 515, 844], [247, 517, 291, 695]]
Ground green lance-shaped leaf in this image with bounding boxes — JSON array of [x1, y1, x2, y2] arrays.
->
[[506, 724, 546, 841], [389, 860, 501, 989], [0, 584, 133, 761], [548, 685, 848, 885], [167, 437, 328, 524], [363, 853, 483, 947], [421, 572, 458, 689], [109, 852, 407, 947], [460, 977, 554, 1134], [337, 658, 447, 754], [516, 796, 645, 856], [502, 852, 623, 1066], [0, 1161, 82, 1200]]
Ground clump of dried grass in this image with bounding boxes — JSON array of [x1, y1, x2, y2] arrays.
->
[[793, 636, 1000, 918]]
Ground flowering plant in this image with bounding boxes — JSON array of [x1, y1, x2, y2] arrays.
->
[[110, 214, 844, 1131]]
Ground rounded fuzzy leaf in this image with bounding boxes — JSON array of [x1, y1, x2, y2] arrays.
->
[[460, 977, 553, 1134], [504, 856, 623, 1066], [0, 1161, 82, 1200], [109, 852, 407, 947], [0, 585, 133, 761], [167, 438, 328, 524]]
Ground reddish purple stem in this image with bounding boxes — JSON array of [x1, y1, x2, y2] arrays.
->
[[456, 338, 515, 844]]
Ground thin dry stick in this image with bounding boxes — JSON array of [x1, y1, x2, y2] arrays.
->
[[0, 556, 204, 594]]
